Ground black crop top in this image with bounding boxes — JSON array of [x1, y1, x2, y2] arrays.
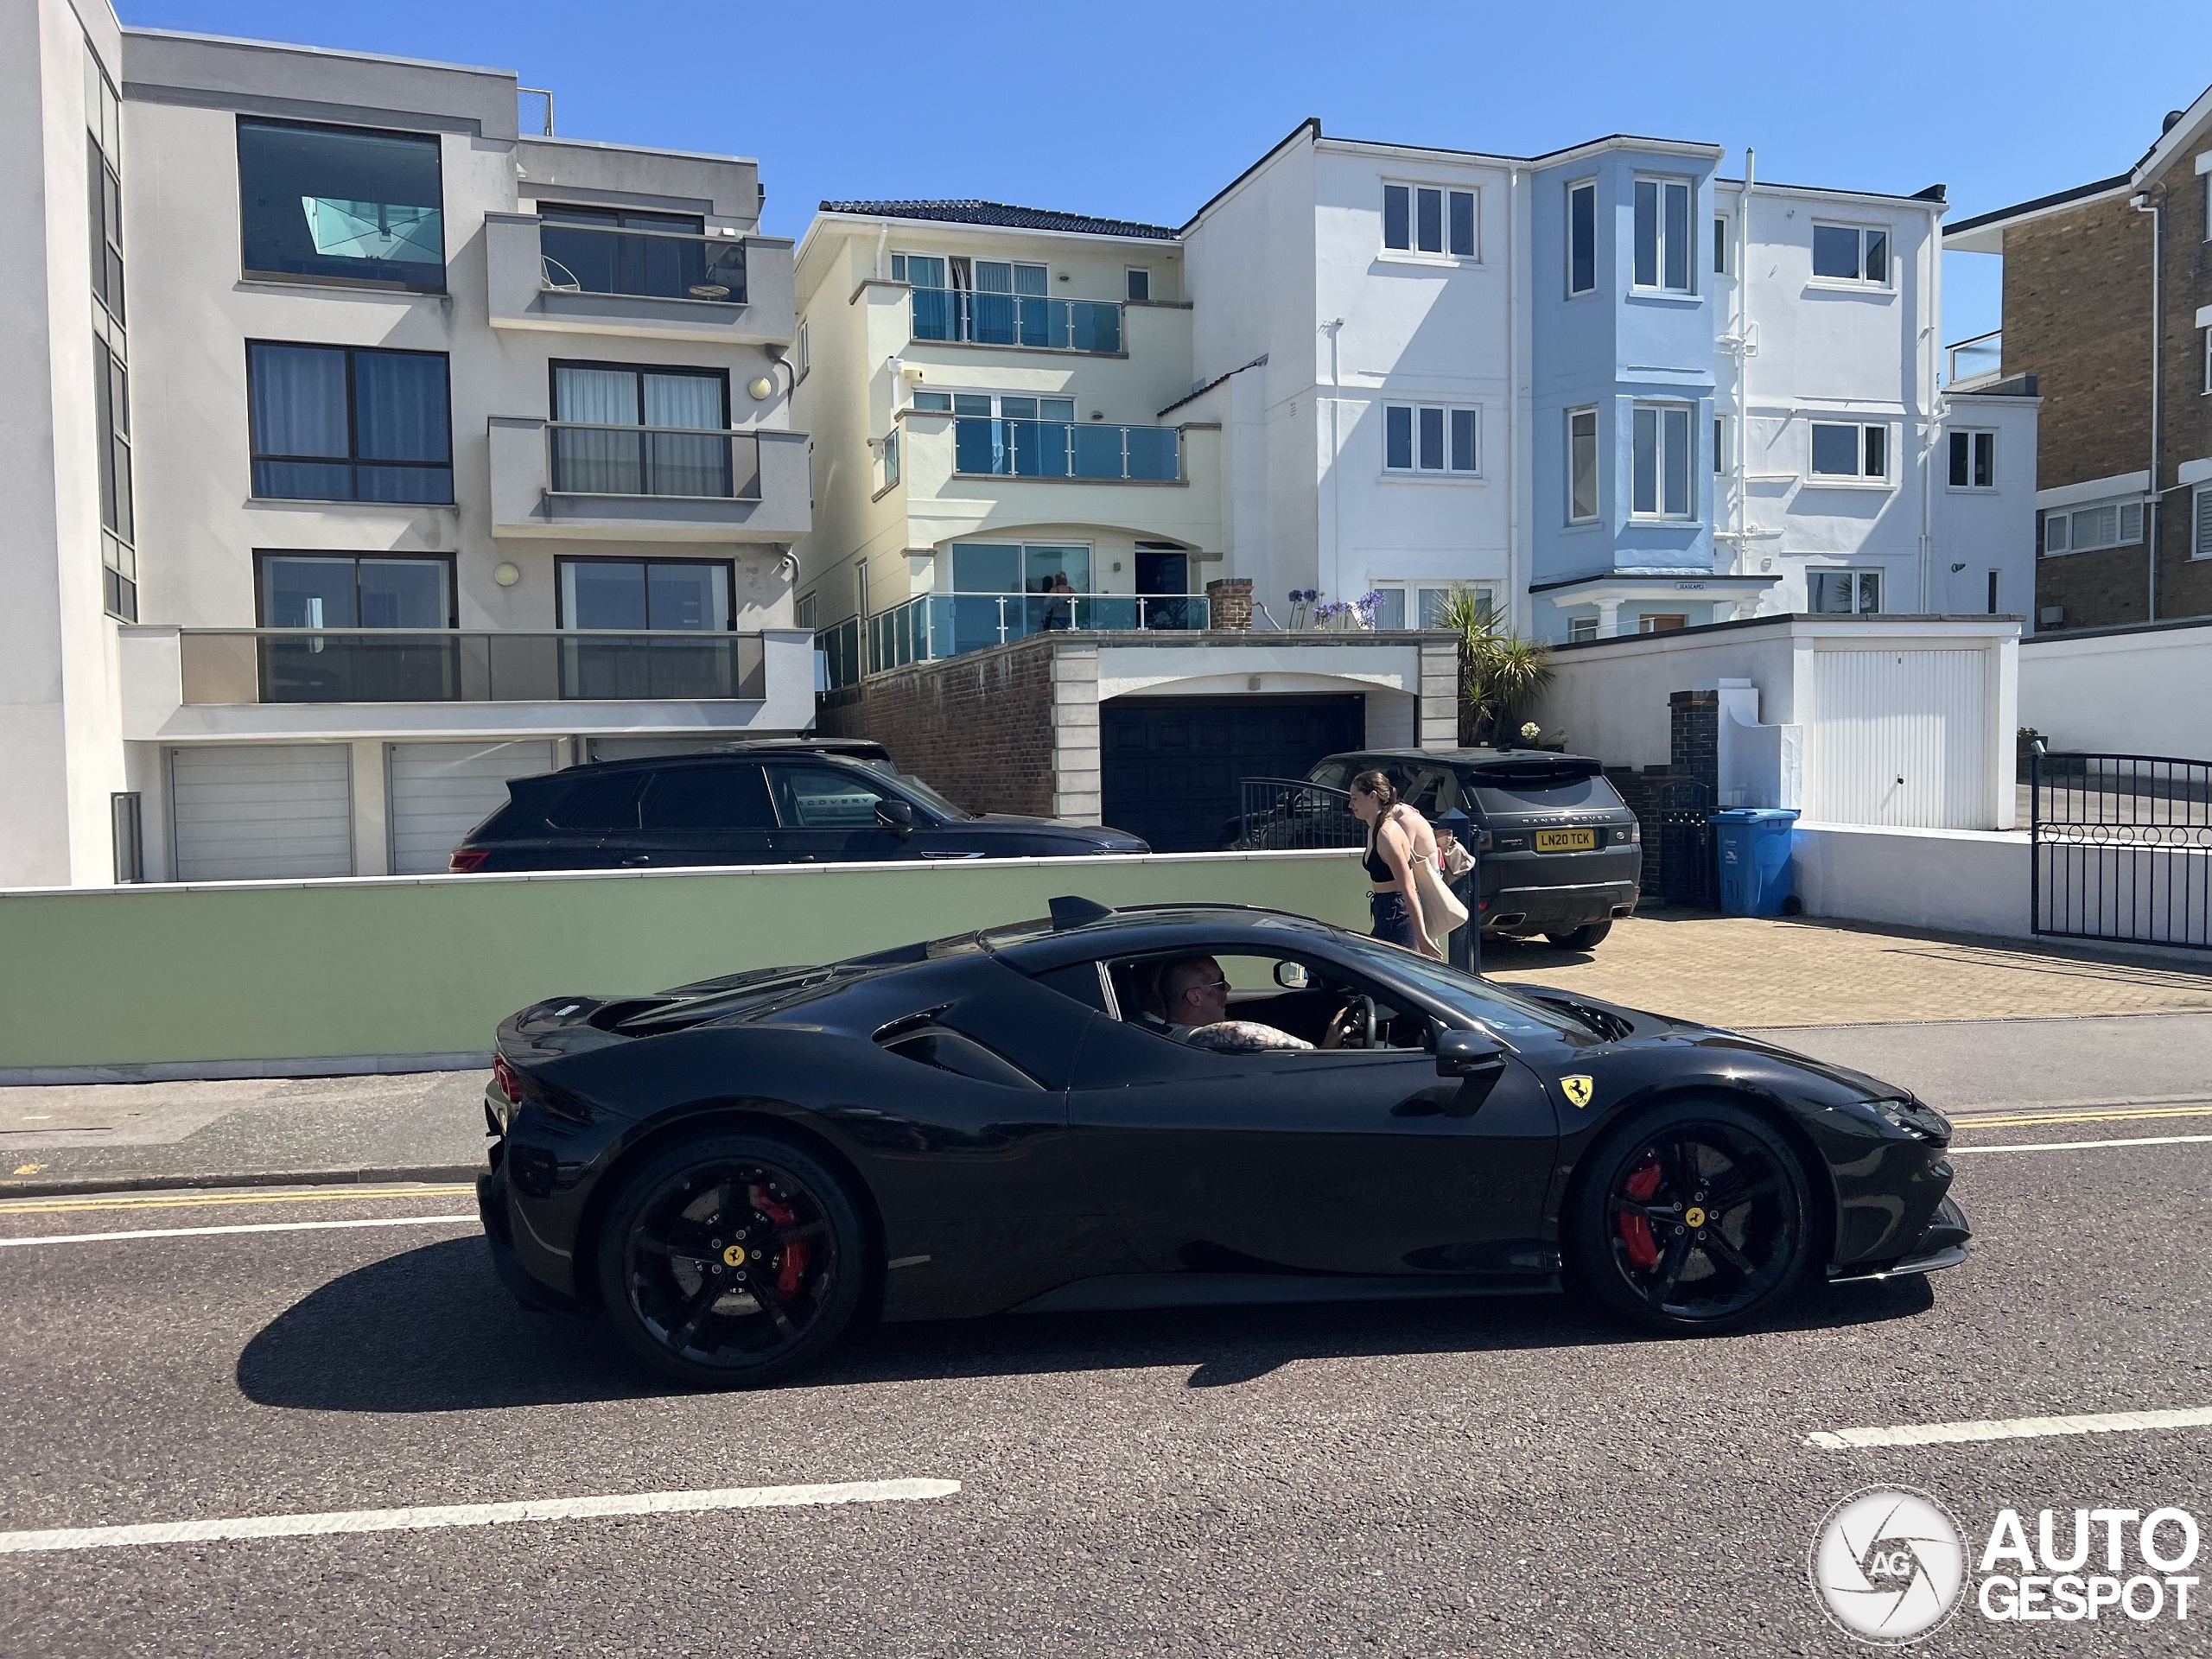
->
[[1363, 808, 1399, 883]]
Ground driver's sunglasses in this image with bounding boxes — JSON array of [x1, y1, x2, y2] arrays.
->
[[1183, 978, 1231, 995]]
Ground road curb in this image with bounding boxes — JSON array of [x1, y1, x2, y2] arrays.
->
[[0, 1164, 485, 1200]]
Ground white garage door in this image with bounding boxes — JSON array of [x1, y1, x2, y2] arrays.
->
[[1806, 649, 1988, 829], [171, 745, 353, 882], [387, 741, 557, 874]]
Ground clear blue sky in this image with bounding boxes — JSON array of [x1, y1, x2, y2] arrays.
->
[[120, 0, 2212, 345]]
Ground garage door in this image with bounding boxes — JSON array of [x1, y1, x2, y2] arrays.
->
[[388, 741, 558, 874], [171, 745, 353, 882], [1806, 649, 1988, 829], [1101, 695, 1367, 853]]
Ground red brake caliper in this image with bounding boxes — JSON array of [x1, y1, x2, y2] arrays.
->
[[1618, 1154, 1662, 1271], [750, 1185, 807, 1298]]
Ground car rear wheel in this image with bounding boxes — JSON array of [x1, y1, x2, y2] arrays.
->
[[597, 1133, 867, 1389], [1567, 1099, 1810, 1334], [1546, 921, 1611, 950]]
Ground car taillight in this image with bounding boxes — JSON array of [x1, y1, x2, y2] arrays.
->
[[449, 849, 490, 873], [1625, 823, 1642, 844], [493, 1052, 525, 1103]]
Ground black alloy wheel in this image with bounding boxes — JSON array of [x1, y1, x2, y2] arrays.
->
[[1569, 1099, 1809, 1333], [597, 1133, 866, 1389], [1546, 921, 1612, 950]]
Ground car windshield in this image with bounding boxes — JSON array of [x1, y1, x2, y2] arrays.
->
[[1324, 934, 1595, 1042], [857, 758, 971, 820]]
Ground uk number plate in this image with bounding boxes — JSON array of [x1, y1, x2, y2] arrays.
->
[[1535, 828, 1598, 853]]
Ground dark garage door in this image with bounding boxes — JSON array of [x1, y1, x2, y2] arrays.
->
[[1101, 695, 1367, 853]]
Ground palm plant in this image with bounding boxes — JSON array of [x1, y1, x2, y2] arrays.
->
[[1433, 590, 1554, 746]]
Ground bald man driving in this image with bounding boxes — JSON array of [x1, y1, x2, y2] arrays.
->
[[1155, 957, 1351, 1052]]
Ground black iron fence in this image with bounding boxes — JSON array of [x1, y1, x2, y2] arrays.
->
[[2031, 752, 2211, 950], [1231, 778, 1363, 852], [1654, 779, 1718, 909]]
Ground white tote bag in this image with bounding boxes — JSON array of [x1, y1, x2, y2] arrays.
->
[[1396, 808, 1468, 951]]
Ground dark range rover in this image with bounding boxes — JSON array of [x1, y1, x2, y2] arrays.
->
[[450, 742, 1150, 872]]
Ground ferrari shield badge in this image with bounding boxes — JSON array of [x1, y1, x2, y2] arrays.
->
[[1560, 1076, 1595, 1109]]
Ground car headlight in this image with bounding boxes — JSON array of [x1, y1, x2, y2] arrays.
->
[[1866, 1096, 1951, 1143]]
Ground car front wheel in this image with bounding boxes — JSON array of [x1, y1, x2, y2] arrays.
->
[[596, 1132, 867, 1389], [1567, 1099, 1811, 1334]]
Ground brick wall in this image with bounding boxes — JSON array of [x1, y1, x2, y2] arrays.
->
[[1669, 690, 1719, 792], [822, 641, 1058, 817]]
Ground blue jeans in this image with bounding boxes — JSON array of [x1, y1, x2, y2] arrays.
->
[[1370, 890, 1416, 949]]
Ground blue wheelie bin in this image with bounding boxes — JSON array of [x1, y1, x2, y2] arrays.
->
[[1711, 807, 1800, 917]]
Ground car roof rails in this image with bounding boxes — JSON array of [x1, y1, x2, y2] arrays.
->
[[1048, 895, 1116, 930]]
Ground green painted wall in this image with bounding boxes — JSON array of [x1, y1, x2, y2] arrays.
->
[[0, 853, 1368, 1070]]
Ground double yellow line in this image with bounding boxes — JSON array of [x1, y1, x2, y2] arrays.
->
[[1950, 1103, 2212, 1132], [0, 1185, 474, 1219]]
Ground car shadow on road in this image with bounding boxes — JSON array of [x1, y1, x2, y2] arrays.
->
[[237, 1235, 1935, 1412]]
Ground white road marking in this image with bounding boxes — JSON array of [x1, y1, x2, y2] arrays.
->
[[0, 1215, 478, 1248], [1808, 1406, 2212, 1450], [1948, 1133, 2212, 1155], [0, 1479, 962, 1554]]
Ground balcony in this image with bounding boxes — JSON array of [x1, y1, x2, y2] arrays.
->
[[490, 416, 810, 541], [485, 213, 796, 344], [176, 630, 769, 705], [862, 591, 1209, 676], [1946, 329, 2002, 390], [911, 287, 1122, 354], [952, 418, 1180, 482]]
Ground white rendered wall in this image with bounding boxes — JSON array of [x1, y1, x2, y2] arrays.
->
[[1791, 823, 2031, 938], [2018, 621, 2212, 760]]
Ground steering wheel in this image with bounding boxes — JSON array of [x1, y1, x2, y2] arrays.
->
[[1339, 993, 1378, 1049]]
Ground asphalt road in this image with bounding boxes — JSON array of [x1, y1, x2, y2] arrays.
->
[[1, 1024, 2208, 1657]]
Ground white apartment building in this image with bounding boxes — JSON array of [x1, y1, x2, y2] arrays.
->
[[3, 2, 810, 888]]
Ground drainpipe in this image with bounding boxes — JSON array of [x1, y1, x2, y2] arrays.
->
[[1325, 317, 1345, 607], [874, 219, 890, 280], [2132, 190, 2162, 622], [1506, 164, 1522, 632], [1734, 150, 1752, 584], [1919, 200, 1942, 613]]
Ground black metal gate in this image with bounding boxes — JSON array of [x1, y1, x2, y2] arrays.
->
[[1655, 780, 1717, 909], [2031, 752, 2211, 950], [1232, 778, 1362, 851]]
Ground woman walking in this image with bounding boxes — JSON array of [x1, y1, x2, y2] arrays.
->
[[1349, 770, 1443, 958]]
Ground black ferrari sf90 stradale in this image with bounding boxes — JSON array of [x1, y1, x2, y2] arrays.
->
[[480, 899, 1968, 1388]]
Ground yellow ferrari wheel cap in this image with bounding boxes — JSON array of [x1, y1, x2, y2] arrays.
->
[[1685, 1206, 1707, 1228], [721, 1244, 746, 1268], [1561, 1076, 1594, 1109]]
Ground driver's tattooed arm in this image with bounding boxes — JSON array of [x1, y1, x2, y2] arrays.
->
[[1175, 1020, 1315, 1054]]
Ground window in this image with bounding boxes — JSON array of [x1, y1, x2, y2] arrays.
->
[[2041, 498, 2145, 556], [1383, 183, 1477, 257], [1811, 223, 1889, 285], [880, 429, 900, 490], [111, 791, 143, 885], [797, 320, 810, 379], [1809, 422, 1887, 481], [238, 118, 444, 290], [1948, 429, 1995, 489], [1986, 570, 2001, 614], [1370, 586, 1476, 630], [1808, 569, 1882, 614], [1713, 214, 1729, 276], [1637, 613, 1688, 632], [1383, 404, 1479, 474], [1713, 414, 1731, 475], [1567, 181, 1596, 295], [88, 47, 134, 620], [1633, 177, 1694, 292], [550, 362, 729, 497], [2202, 327, 2209, 394], [1125, 268, 1151, 302], [93, 331, 135, 619], [246, 342, 453, 503], [1568, 617, 1599, 643], [1630, 403, 1694, 518], [86, 49, 124, 322], [639, 765, 777, 831], [770, 764, 891, 829], [1567, 406, 1599, 522], [557, 558, 732, 630], [538, 203, 738, 302], [256, 551, 453, 628], [2192, 486, 2212, 560]]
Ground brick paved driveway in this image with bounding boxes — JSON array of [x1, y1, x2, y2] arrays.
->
[[1484, 911, 2212, 1028]]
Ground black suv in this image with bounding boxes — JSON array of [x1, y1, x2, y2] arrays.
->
[[450, 745, 1150, 872], [1307, 747, 1641, 949]]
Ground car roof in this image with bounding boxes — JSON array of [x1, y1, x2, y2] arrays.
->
[[515, 741, 889, 785], [1329, 747, 1603, 771], [988, 903, 1346, 972]]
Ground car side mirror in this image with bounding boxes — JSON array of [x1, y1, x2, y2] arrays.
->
[[1435, 1029, 1506, 1077], [875, 798, 917, 836], [1274, 961, 1310, 989]]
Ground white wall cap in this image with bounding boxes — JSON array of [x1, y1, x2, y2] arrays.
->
[[2036, 471, 2151, 510]]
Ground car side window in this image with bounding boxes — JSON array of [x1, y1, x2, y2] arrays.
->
[[769, 764, 890, 829], [639, 765, 776, 831], [1308, 759, 1356, 791], [545, 773, 643, 831], [1404, 767, 1459, 814], [1105, 949, 1429, 1053]]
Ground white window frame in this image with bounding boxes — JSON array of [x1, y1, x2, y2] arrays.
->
[[1632, 175, 1695, 294], [1808, 421, 1891, 484], [878, 428, 900, 491], [1807, 568, 1884, 615], [1567, 405, 1599, 523], [796, 319, 810, 380], [1370, 582, 1491, 630], [1567, 616, 1599, 643], [1382, 402, 1481, 477], [2040, 496, 2145, 556], [1382, 181, 1478, 261], [1124, 267, 1151, 302], [2191, 485, 2212, 560], [1712, 413, 1732, 476], [1712, 213, 1730, 276], [1947, 429, 1996, 491], [2202, 326, 2210, 394], [1630, 401, 1696, 519], [1566, 180, 1598, 296], [1809, 221, 1891, 288]]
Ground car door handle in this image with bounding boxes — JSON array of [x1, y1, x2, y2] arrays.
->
[[620, 855, 651, 867]]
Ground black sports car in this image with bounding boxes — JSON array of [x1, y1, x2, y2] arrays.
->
[[480, 899, 1969, 1388]]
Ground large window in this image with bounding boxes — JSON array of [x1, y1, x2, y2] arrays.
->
[[1383, 404, 1478, 474], [1810, 422, 1888, 481], [256, 551, 453, 628], [538, 203, 741, 302], [86, 52, 124, 323], [557, 558, 732, 631], [1808, 569, 1883, 614], [1567, 406, 1599, 523], [1370, 585, 1491, 630], [1633, 177, 1694, 292], [1567, 181, 1596, 295], [2041, 498, 2145, 556], [238, 118, 444, 290], [94, 331, 135, 620], [1948, 429, 1995, 489], [88, 46, 133, 620], [2194, 486, 2212, 561], [247, 342, 453, 503], [893, 253, 1120, 353], [1811, 223, 1889, 285], [550, 363, 730, 496], [1630, 403, 1694, 518], [1383, 183, 1477, 258]]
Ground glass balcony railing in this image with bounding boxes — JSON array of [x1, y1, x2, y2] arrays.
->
[[177, 630, 768, 704], [1946, 330, 2002, 385], [548, 424, 760, 499], [865, 591, 1209, 674], [951, 418, 1179, 481], [539, 222, 747, 303], [910, 287, 1121, 353]]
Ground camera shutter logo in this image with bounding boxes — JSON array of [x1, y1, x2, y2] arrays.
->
[[1808, 1486, 1967, 1644]]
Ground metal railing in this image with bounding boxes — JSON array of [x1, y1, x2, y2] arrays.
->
[[950, 417, 1179, 481], [177, 630, 768, 705], [2031, 752, 2211, 950], [1945, 329, 2002, 385], [910, 286, 1121, 353], [866, 591, 1210, 674], [1230, 779, 1363, 852], [547, 424, 760, 499], [539, 221, 747, 303]]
